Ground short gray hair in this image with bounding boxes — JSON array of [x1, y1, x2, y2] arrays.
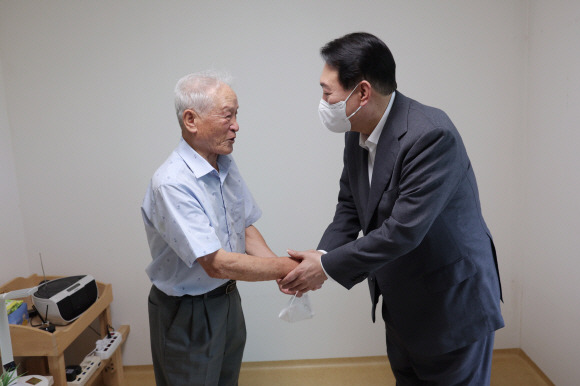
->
[[174, 70, 233, 129]]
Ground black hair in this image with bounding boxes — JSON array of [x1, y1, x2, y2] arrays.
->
[[320, 32, 397, 95]]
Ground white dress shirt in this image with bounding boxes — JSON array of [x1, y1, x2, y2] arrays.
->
[[359, 91, 396, 186]]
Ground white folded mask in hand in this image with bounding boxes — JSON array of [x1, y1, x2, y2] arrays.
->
[[278, 293, 314, 323]]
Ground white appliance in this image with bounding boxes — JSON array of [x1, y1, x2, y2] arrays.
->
[[32, 275, 98, 326]]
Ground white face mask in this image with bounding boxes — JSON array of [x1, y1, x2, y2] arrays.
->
[[318, 83, 363, 133]]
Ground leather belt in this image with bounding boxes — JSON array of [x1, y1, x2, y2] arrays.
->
[[199, 280, 236, 298]]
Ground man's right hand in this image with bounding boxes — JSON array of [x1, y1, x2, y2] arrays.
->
[[279, 249, 327, 296]]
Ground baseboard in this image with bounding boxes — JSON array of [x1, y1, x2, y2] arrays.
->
[[123, 355, 389, 373], [240, 355, 389, 370], [123, 363, 154, 374]]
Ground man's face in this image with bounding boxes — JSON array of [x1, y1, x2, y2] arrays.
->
[[193, 85, 239, 162], [319, 63, 361, 118]]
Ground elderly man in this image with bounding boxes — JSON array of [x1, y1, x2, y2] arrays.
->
[[281, 32, 504, 384], [142, 71, 297, 386]]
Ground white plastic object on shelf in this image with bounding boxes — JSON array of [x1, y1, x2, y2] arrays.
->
[[13, 375, 50, 386], [94, 330, 122, 360]]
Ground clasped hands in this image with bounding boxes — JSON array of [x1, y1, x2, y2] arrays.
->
[[278, 249, 328, 296]]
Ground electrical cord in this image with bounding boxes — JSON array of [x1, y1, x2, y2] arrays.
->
[[28, 304, 55, 332]]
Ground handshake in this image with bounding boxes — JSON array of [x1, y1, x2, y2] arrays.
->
[[277, 249, 328, 297]]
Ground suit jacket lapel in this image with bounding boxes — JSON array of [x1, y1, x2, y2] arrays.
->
[[345, 132, 370, 226], [358, 147, 370, 210], [364, 92, 409, 231]]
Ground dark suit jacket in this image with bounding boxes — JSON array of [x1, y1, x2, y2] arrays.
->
[[319, 92, 504, 356]]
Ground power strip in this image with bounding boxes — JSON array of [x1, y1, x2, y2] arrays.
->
[[67, 355, 101, 386], [94, 330, 122, 360]]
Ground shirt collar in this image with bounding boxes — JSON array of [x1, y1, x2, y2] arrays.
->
[[176, 138, 232, 179], [359, 91, 396, 151]]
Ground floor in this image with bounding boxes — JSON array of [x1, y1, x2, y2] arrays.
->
[[123, 349, 553, 385]]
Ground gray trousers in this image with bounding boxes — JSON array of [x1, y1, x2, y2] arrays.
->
[[148, 285, 246, 386]]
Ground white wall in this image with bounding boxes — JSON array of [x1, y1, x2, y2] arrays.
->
[[0, 56, 29, 280], [0, 0, 530, 366], [521, 1, 580, 384]]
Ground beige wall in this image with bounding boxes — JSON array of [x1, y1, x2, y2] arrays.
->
[[520, 1, 580, 384]]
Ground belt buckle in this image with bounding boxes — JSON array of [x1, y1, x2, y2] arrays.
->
[[225, 281, 236, 294]]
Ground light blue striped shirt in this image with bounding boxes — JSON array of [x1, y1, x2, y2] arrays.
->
[[142, 138, 261, 296]]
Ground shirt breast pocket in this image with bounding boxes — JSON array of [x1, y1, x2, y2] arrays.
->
[[229, 197, 246, 234]]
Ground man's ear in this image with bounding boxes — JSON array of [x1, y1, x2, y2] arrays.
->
[[359, 80, 372, 106], [183, 109, 198, 134]]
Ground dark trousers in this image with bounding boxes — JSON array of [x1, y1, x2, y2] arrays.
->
[[383, 303, 494, 385], [148, 285, 246, 386]]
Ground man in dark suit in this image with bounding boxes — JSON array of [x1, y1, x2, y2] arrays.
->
[[280, 32, 504, 384]]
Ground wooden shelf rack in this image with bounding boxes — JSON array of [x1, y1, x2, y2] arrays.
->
[[0, 274, 130, 386]]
